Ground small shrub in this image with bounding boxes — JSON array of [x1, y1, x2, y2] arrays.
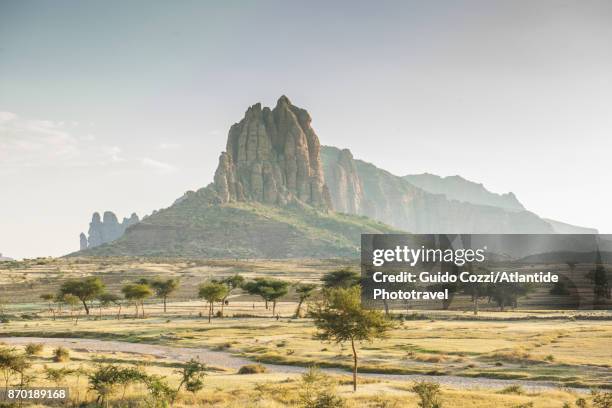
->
[[299, 367, 344, 408], [592, 390, 612, 408], [544, 354, 555, 362], [411, 381, 443, 408], [238, 364, 267, 374], [214, 342, 232, 350], [53, 346, 70, 362], [576, 398, 587, 408], [309, 392, 345, 408], [499, 385, 524, 395], [563, 403, 572, 408], [511, 403, 533, 408], [175, 359, 207, 397], [25, 343, 44, 356]]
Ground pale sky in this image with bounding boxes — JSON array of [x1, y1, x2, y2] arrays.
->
[[1, 1, 611, 259]]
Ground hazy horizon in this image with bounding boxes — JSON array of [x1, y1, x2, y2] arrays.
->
[[1, 1, 611, 259]]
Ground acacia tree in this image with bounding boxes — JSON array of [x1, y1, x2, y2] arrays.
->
[[63, 294, 82, 324], [294, 283, 317, 318], [217, 275, 245, 317], [486, 282, 532, 311], [97, 292, 121, 318], [460, 266, 488, 315], [198, 282, 228, 323], [243, 278, 289, 316], [59, 277, 105, 315], [150, 278, 180, 313], [321, 269, 360, 289], [121, 284, 153, 318], [309, 286, 394, 391]]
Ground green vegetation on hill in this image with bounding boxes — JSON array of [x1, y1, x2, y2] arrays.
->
[[76, 187, 399, 259]]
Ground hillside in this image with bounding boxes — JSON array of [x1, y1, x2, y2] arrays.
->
[[77, 186, 396, 258]]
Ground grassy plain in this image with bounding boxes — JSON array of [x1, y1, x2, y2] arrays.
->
[[1, 257, 610, 407]]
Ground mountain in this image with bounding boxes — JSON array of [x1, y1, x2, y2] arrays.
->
[[320, 146, 553, 233], [400, 173, 596, 233], [402, 173, 524, 211], [0, 253, 14, 262], [74, 96, 597, 258], [74, 96, 396, 258], [543, 218, 598, 234]]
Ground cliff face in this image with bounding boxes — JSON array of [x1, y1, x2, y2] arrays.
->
[[213, 96, 331, 208], [321, 146, 553, 234], [82, 211, 139, 249]]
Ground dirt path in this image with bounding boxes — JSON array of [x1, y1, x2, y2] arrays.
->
[[1, 337, 585, 392]]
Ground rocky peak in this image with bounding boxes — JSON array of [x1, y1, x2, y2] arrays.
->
[[214, 96, 331, 208], [81, 211, 140, 249]]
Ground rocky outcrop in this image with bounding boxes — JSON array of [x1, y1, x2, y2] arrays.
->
[[321, 148, 365, 214], [321, 146, 554, 233], [81, 211, 139, 249], [214, 96, 331, 209], [79, 233, 88, 250]]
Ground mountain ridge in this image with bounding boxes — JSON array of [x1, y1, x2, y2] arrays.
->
[[74, 96, 597, 258]]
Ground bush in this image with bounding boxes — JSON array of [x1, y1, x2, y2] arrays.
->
[[411, 381, 443, 408], [25, 343, 44, 356], [499, 385, 524, 395], [576, 398, 587, 408], [309, 392, 345, 408], [510, 403, 533, 408], [299, 367, 344, 408], [593, 390, 612, 408], [53, 346, 70, 362], [238, 364, 267, 374]]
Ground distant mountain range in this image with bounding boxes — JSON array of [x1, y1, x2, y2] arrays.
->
[[75, 96, 597, 258]]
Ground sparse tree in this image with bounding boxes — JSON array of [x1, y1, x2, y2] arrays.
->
[[322, 269, 360, 289], [217, 274, 245, 317], [486, 282, 532, 311], [63, 294, 82, 324], [173, 359, 208, 403], [0, 348, 30, 387], [294, 283, 317, 318], [59, 277, 105, 315], [198, 282, 228, 323], [150, 278, 180, 313], [412, 381, 443, 408], [460, 266, 487, 315], [243, 278, 289, 316], [586, 250, 610, 307], [121, 284, 153, 318], [309, 286, 394, 391], [97, 292, 120, 318], [40, 293, 56, 320]]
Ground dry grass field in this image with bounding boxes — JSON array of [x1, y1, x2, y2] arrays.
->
[[1, 257, 610, 407]]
